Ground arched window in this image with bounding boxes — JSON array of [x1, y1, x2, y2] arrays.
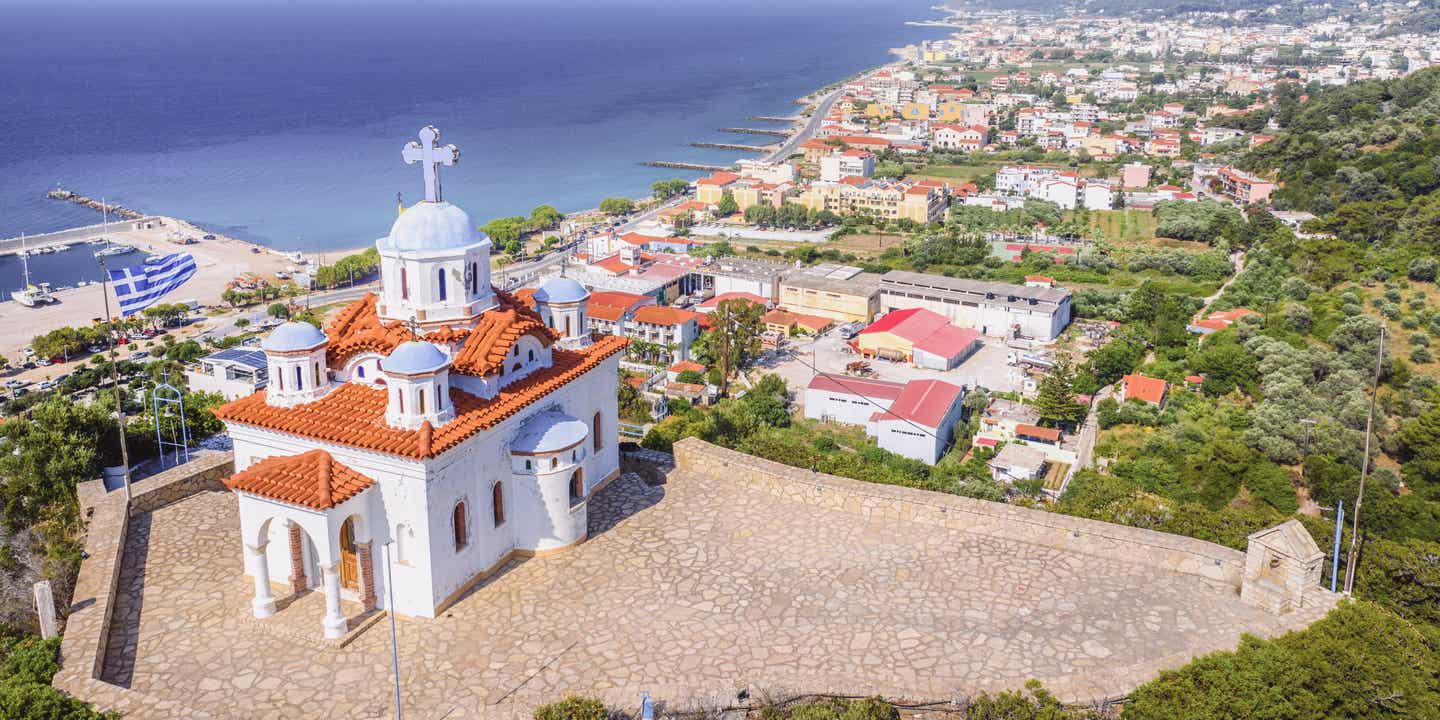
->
[[524, 459, 532, 470], [294, 365, 303, 389], [550, 457, 558, 469], [492, 482, 504, 526], [276, 368, 284, 391], [357, 365, 366, 378], [313, 362, 321, 386], [401, 266, 409, 300], [452, 501, 467, 550], [593, 411, 603, 451], [569, 470, 584, 506], [437, 267, 447, 301], [418, 388, 426, 414], [470, 262, 479, 294], [512, 363, 521, 373], [564, 316, 572, 336], [396, 389, 404, 413], [527, 349, 535, 362]]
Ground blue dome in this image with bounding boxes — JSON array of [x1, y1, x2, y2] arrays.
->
[[510, 410, 589, 455], [261, 321, 328, 352], [381, 201, 488, 252], [383, 341, 449, 376], [533, 277, 589, 305]]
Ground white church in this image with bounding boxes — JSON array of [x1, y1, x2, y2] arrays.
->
[[214, 126, 626, 637]]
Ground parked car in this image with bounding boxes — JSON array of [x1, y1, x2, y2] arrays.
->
[[37, 380, 56, 391], [36, 357, 52, 367], [129, 351, 149, 361]]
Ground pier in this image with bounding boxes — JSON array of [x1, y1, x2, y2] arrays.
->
[[45, 188, 146, 221], [0, 217, 161, 257], [642, 161, 733, 172], [689, 142, 774, 153], [717, 127, 790, 137], [749, 116, 801, 122]]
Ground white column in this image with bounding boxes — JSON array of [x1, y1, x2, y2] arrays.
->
[[246, 542, 276, 619], [320, 563, 347, 639]]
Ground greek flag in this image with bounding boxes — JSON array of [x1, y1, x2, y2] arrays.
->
[[106, 253, 198, 316]]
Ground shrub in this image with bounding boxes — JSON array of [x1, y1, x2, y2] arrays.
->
[[1412, 332, 1431, 347], [1412, 347, 1433, 364], [533, 696, 607, 720], [1124, 602, 1440, 719], [1408, 256, 1438, 282]]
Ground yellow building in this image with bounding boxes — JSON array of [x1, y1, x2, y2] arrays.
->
[[1079, 135, 1117, 156], [695, 171, 740, 205], [730, 181, 796, 212], [935, 101, 966, 123], [778, 265, 882, 323], [899, 102, 931, 121], [864, 103, 894, 119], [796, 179, 946, 225], [922, 49, 948, 63]]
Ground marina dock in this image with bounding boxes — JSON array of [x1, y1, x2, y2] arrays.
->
[[718, 127, 790, 137], [0, 217, 160, 257], [689, 142, 774, 152], [642, 161, 733, 172]]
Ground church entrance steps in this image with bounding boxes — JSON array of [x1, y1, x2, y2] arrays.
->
[[238, 588, 386, 650]]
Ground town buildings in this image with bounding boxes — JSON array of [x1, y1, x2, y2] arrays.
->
[[185, 347, 269, 400], [777, 264, 883, 323], [878, 271, 1073, 342], [854, 307, 982, 370], [803, 374, 966, 464]]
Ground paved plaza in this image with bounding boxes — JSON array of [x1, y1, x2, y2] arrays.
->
[[96, 463, 1310, 719]]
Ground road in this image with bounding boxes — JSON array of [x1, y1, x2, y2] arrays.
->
[[763, 87, 846, 163]]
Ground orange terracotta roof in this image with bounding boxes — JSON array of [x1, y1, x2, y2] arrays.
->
[[632, 305, 699, 326], [325, 289, 558, 378], [592, 255, 634, 274], [215, 335, 629, 460], [1121, 374, 1168, 405], [225, 449, 374, 510]]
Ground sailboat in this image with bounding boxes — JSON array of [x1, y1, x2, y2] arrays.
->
[[11, 235, 55, 307], [92, 200, 134, 258]]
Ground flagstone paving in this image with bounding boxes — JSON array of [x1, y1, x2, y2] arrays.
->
[[99, 469, 1314, 719]]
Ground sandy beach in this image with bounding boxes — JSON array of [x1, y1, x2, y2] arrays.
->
[[0, 217, 303, 370]]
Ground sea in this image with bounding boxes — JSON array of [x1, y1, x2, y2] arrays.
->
[[0, 0, 952, 291]]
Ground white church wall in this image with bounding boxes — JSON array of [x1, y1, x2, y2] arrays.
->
[[228, 426, 436, 616]]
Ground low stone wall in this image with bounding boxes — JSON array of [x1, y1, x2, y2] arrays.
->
[[672, 438, 1245, 587], [129, 453, 233, 515], [53, 454, 233, 717]]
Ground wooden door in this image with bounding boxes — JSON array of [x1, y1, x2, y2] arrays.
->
[[339, 518, 359, 590]]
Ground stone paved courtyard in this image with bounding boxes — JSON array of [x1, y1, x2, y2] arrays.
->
[[97, 466, 1314, 719]]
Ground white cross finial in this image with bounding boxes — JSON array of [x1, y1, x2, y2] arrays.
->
[[401, 125, 460, 203]]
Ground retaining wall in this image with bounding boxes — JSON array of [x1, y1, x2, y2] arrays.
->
[[672, 437, 1246, 587], [53, 453, 233, 717]]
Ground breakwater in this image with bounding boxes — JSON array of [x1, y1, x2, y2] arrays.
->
[[642, 161, 732, 172], [689, 142, 773, 152], [718, 127, 790, 137], [45, 189, 145, 221]]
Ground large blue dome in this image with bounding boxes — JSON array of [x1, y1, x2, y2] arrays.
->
[[383, 341, 450, 376], [533, 277, 589, 305], [381, 201, 488, 253], [261, 321, 328, 352]]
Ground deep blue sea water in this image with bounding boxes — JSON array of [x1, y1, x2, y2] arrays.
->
[[0, 0, 949, 254]]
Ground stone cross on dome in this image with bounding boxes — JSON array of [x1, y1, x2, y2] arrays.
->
[[402, 125, 460, 203]]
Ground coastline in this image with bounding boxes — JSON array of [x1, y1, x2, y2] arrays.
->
[[0, 44, 910, 365]]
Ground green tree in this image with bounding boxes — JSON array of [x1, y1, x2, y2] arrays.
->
[[692, 298, 763, 395], [716, 190, 739, 217], [651, 178, 690, 200], [1033, 354, 1084, 426], [598, 197, 635, 215], [528, 204, 563, 230], [266, 303, 290, 320], [1124, 602, 1440, 720], [532, 695, 606, 720]]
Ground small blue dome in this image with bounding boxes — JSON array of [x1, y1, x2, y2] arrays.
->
[[383, 341, 449, 376], [510, 410, 589, 455], [261, 321, 328, 352], [381, 201, 488, 252], [533, 277, 589, 305]]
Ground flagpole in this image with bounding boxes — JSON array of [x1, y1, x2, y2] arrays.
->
[[97, 257, 134, 504]]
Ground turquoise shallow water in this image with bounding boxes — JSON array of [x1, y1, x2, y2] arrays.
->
[[0, 0, 948, 257]]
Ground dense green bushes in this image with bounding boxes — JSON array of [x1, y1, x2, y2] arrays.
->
[[1124, 602, 1440, 720], [0, 634, 109, 720]]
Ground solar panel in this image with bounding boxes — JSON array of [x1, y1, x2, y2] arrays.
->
[[207, 348, 268, 370]]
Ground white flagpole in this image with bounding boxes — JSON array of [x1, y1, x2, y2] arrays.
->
[[97, 257, 133, 503]]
